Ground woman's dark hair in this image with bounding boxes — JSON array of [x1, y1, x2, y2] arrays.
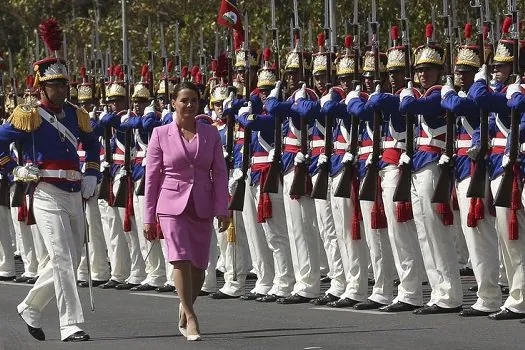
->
[[173, 82, 201, 101]]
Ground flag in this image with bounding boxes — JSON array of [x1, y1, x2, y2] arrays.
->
[[217, 0, 243, 35]]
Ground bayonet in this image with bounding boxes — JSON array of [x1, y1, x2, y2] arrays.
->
[[174, 21, 181, 79], [329, 0, 337, 53], [431, 5, 437, 42], [35, 29, 40, 61], [308, 20, 313, 51], [289, 19, 294, 49], [214, 30, 219, 59]]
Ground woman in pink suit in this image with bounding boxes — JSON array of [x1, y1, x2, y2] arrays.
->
[[143, 82, 229, 341]]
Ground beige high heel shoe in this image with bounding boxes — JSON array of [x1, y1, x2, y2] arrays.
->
[[186, 317, 201, 341], [178, 304, 187, 337]]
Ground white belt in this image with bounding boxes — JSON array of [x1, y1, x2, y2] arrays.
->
[[136, 151, 146, 158], [358, 146, 373, 155], [251, 156, 270, 164], [284, 137, 301, 146], [491, 138, 507, 147], [311, 140, 325, 148], [382, 140, 406, 150], [455, 139, 472, 149], [333, 141, 349, 150], [112, 154, 125, 161], [77, 151, 86, 157], [520, 144, 525, 153], [235, 131, 244, 139], [40, 169, 82, 181], [416, 137, 446, 149]]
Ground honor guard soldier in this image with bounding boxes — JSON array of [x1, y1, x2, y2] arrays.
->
[[399, 23, 463, 314], [7, 18, 100, 341]]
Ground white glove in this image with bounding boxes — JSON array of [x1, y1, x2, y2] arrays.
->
[[161, 107, 170, 119], [318, 153, 328, 165], [474, 64, 488, 83], [13, 165, 40, 182], [120, 109, 132, 124], [222, 146, 229, 159], [466, 146, 480, 160], [223, 91, 235, 110], [238, 101, 252, 116], [117, 167, 128, 177], [399, 81, 415, 101], [441, 76, 455, 99], [143, 100, 155, 115], [81, 175, 97, 199], [320, 88, 334, 108], [506, 76, 522, 100], [345, 85, 361, 105], [398, 152, 411, 167], [365, 153, 381, 166], [99, 105, 109, 121], [502, 154, 510, 168], [100, 161, 111, 169], [269, 81, 282, 99], [268, 148, 275, 162], [89, 107, 97, 120], [294, 151, 309, 165], [369, 84, 381, 98], [228, 168, 244, 195], [294, 83, 307, 100], [341, 151, 355, 164], [438, 154, 450, 165]]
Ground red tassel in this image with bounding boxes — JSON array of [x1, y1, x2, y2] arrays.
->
[[26, 206, 36, 226], [509, 209, 519, 240], [443, 209, 454, 226], [405, 202, 413, 220], [475, 198, 484, 220], [351, 176, 361, 240], [452, 187, 459, 211], [396, 201, 413, 223], [371, 177, 387, 229], [256, 165, 273, 223], [352, 215, 361, 240], [511, 164, 521, 211], [123, 177, 134, 232], [17, 199, 27, 222], [436, 202, 447, 214], [467, 197, 477, 227]]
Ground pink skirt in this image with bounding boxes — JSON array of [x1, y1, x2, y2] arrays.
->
[[158, 194, 213, 270]]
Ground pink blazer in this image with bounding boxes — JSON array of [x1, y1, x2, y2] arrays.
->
[[143, 121, 228, 224]]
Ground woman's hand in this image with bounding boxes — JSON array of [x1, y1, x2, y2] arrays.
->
[[143, 223, 158, 241], [217, 215, 230, 232]]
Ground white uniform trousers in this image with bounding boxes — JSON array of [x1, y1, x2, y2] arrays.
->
[[160, 239, 175, 286], [0, 204, 15, 277], [313, 176, 346, 298], [456, 177, 501, 311], [241, 178, 274, 295], [379, 166, 423, 306], [9, 188, 37, 277], [133, 184, 166, 287], [247, 180, 295, 297], [411, 162, 463, 308], [216, 228, 226, 273], [202, 230, 218, 293], [498, 239, 509, 287], [491, 175, 525, 313], [218, 211, 251, 296], [17, 182, 85, 340], [112, 179, 146, 285], [453, 213, 471, 270], [77, 187, 111, 282], [330, 172, 368, 301], [282, 170, 320, 298], [30, 224, 48, 275]]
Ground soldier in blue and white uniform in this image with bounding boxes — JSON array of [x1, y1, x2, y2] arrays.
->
[[6, 19, 99, 341]]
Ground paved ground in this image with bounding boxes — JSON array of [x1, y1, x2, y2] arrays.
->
[[1, 264, 524, 350]]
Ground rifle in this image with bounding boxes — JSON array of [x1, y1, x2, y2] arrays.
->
[[229, 13, 251, 211], [494, 2, 519, 207], [359, 1, 382, 201], [160, 23, 170, 108], [311, 0, 335, 200], [113, 0, 132, 208], [263, 0, 282, 194], [98, 46, 113, 203], [147, 17, 155, 100], [393, 0, 414, 202], [0, 53, 8, 207], [431, 0, 456, 204], [334, 0, 360, 198], [466, 0, 490, 198]]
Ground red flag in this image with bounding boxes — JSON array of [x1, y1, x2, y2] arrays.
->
[[217, 0, 243, 36]]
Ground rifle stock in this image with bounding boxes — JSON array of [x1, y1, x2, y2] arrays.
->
[[359, 109, 381, 201], [113, 129, 131, 208], [11, 141, 25, 207], [393, 112, 414, 202], [98, 125, 112, 202], [333, 114, 358, 197], [289, 118, 309, 196], [229, 127, 251, 211]]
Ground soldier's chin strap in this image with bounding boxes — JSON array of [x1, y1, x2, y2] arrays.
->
[[40, 84, 64, 113]]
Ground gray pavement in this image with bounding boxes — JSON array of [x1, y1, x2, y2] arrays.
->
[[1, 269, 524, 350]]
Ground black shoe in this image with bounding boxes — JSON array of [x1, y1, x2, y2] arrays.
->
[[63, 331, 90, 342], [488, 308, 525, 320], [155, 285, 176, 293], [277, 294, 313, 304], [246, 273, 258, 280], [309, 293, 339, 305], [99, 279, 122, 289], [26, 277, 38, 285], [459, 307, 493, 317], [209, 291, 239, 299], [422, 281, 429, 285], [14, 276, 32, 283], [215, 269, 224, 277], [320, 276, 331, 283], [500, 285, 510, 294], [78, 280, 108, 288], [468, 285, 478, 292], [115, 282, 139, 290], [413, 304, 462, 315], [459, 267, 474, 276], [354, 299, 386, 310], [379, 301, 421, 313], [14, 254, 22, 261], [327, 298, 359, 308], [0, 275, 15, 281], [18, 311, 45, 341], [240, 292, 264, 301], [199, 290, 211, 296], [368, 278, 375, 286], [393, 279, 400, 287], [257, 294, 279, 302], [130, 283, 157, 292]]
